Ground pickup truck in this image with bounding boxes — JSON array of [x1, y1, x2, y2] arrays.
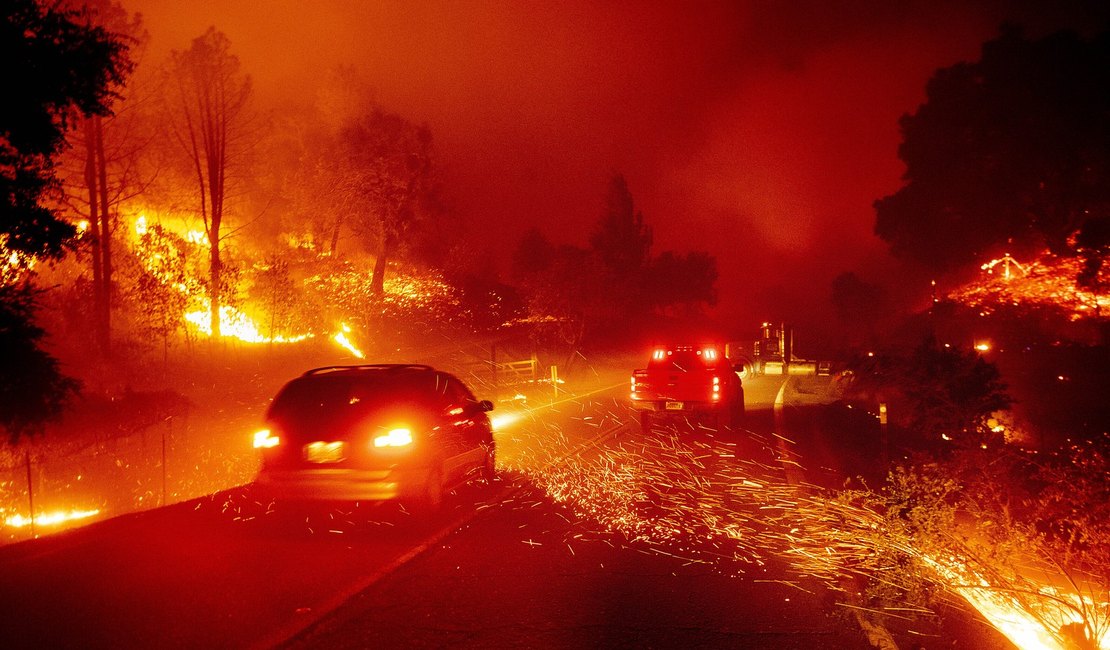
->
[[630, 344, 744, 432]]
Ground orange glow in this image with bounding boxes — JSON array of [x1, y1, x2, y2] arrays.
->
[[975, 341, 991, 352], [5, 509, 101, 529]]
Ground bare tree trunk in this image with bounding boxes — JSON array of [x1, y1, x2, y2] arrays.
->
[[94, 116, 112, 357], [83, 119, 104, 353], [330, 213, 342, 255], [209, 241, 221, 337], [371, 233, 393, 295]]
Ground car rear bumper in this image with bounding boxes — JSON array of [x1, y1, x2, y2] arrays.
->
[[254, 466, 431, 502], [631, 400, 722, 413]]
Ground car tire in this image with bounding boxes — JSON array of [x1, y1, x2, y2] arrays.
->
[[640, 411, 653, 433], [729, 399, 744, 429], [409, 465, 444, 518], [713, 408, 727, 431]]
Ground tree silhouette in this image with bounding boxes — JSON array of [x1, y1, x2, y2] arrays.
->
[[590, 174, 652, 278], [875, 26, 1110, 284], [847, 336, 1011, 444], [56, 0, 147, 359], [1, 0, 129, 441], [339, 109, 435, 294]]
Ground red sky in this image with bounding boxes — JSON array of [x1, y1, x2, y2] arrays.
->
[[126, 0, 1107, 338]]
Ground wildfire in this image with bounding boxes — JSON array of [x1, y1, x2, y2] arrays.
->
[[331, 322, 365, 358], [133, 213, 204, 245], [0, 234, 37, 284], [925, 555, 1109, 650], [184, 305, 313, 344], [949, 252, 1109, 320], [5, 509, 101, 529]]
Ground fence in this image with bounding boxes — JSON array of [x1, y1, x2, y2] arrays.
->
[[0, 407, 258, 545]]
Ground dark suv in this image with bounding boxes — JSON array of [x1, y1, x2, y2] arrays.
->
[[253, 364, 496, 512]]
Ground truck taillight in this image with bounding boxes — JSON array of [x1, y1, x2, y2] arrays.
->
[[652, 348, 666, 361], [711, 375, 720, 401], [703, 347, 718, 361]]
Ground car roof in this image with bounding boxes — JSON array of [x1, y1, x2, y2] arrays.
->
[[300, 364, 436, 377]]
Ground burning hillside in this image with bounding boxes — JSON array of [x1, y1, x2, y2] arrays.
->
[[946, 253, 1108, 321]]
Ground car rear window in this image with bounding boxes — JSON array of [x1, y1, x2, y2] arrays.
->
[[268, 372, 437, 417]]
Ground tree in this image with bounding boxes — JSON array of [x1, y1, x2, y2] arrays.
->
[[846, 335, 1011, 444], [340, 109, 435, 294], [875, 26, 1110, 281], [0, 285, 81, 442], [165, 27, 252, 338], [521, 245, 615, 361], [125, 224, 190, 358], [645, 250, 718, 315], [1, 0, 130, 260], [590, 174, 652, 277], [831, 271, 892, 345], [511, 228, 556, 279], [589, 174, 653, 316], [54, 0, 147, 358], [1, 0, 129, 441], [251, 255, 297, 343]]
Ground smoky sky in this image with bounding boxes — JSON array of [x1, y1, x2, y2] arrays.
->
[[128, 0, 1108, 340]]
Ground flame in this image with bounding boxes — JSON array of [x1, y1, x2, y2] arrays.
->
[[331, 322, 365, 358], [185, 305, 312, 344], [949, 252, 1109, 320], [981, 253, 1028, 280], [925, 555, 1109, 650], [5, 509, 101, 529], [0, 234, 37, 283]]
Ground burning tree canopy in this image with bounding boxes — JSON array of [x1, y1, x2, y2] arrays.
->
[[164, 27, 252, 339]]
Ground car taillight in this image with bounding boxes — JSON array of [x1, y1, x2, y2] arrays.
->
[[253, 429, 280, 449], [373, 427, 413, 448]]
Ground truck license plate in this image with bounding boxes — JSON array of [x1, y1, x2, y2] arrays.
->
[[665, 401, 684, 411]]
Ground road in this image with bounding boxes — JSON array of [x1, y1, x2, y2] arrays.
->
[[0, 372, 1005, 649]]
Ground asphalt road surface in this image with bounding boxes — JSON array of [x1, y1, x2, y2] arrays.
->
[[0, 374, 1008, 649]]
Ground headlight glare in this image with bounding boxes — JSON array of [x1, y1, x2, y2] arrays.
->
[[253, 428, 280, 449], [374, 428, 413, 448]]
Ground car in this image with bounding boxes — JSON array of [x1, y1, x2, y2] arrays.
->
[[252, 364, 496, 514], [630, 344, 745, 432]]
